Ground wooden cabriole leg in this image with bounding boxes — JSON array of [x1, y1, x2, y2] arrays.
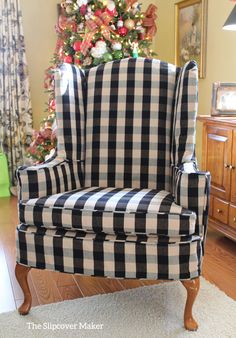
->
[[15, 263, 32, 315], [181, 277, 200, 331]]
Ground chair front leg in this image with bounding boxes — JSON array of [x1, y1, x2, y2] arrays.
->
[[15, 263, 32, 315], [181, 277, 200, 331]]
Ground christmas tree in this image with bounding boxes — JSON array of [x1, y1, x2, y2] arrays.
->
[[28, 0, 157, 162]]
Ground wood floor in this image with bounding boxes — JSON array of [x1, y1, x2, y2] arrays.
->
[[0, 196, 236, 314]]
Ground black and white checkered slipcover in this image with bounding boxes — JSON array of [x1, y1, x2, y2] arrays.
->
[[16, 58, 210, 280]]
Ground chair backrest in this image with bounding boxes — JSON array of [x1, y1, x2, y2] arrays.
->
[[55, 58, 198, 191]]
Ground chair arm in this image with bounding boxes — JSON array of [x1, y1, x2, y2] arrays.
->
[[172, 162, 210, 235], [17, 157, 84, 201]]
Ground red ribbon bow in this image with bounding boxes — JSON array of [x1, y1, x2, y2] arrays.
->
[[142, 4, 157, 39], [81, 12, 115, 56]]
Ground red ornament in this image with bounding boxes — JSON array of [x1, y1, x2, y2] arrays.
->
[[118, 26, 128, 37], [73, 41, 82, 51], [80, 4, 87, 15], [94, 9, 103, 17], [49, 99, 56, 111], [74, 58, 81, 65], [64, 55, 73, 63]]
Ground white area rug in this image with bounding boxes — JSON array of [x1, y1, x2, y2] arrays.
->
[[0, 277, 235, 338]]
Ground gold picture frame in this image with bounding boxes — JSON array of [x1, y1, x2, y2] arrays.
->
[[175, 0, 208, 78]]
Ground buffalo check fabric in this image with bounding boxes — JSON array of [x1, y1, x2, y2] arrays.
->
[[16, 224, 202, 280], [17, 157, 84, 200], [85, 58, 178, 191], [171, 61, 198, 166], [19, 187, 197, 237], [173, 162, 210, 235], [54, 63, 86, 161], [16, 58, 210, 281]]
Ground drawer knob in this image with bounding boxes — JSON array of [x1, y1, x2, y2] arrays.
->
[[224, 163, 229, 168], [217, 209, 222, 214], [233, 217, 236, 222], [229, 165, 235, 170]]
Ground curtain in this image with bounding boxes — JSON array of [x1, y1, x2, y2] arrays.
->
[[0, 0, 32, 185]]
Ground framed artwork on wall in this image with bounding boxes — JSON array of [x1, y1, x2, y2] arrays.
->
[[175, 0, 208, 78], [211, 82, 236, 116]]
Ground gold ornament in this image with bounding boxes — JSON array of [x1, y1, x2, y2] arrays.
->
[[65, 5, 73, 14], [124, 19, 135, 30]]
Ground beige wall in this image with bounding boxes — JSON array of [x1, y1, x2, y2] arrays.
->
[[154, 0, 236, 166], [21, 0, 59, 129]]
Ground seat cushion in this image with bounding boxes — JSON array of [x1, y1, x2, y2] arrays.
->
[[19, 187, 197, 237]]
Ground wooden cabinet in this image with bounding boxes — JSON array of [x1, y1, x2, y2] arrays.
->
[[230, 131, 236, 204], [198, 116, 236, 241]]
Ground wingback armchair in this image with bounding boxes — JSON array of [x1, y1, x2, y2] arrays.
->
[[15, 58, 210, 331]]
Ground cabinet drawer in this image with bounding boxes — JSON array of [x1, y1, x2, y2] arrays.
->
[[213, 198, 229, 224], [229, 204, 236, 229]]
